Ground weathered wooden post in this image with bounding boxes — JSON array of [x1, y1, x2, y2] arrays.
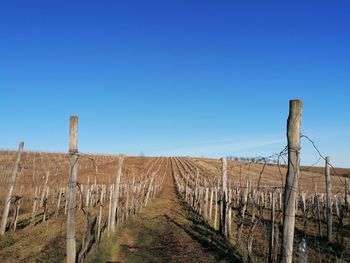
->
[[315, 195, 322, 237], [145, 172, 156, 207], [30, 186, 38, 225], [40, 169, 50, 207], [236, 185, 248, 248], [0, 141, 24, 235], [107, 185, 113, 235], [209, 187, 214, 222], [97, 189, 104, 243], [110, 157, 124, 233], [220, 157, 228, 237], [204, 187, 209, 220], [214, 186, 218, 229], [281, 100, 302, 263], [269, 190, 275, 263], [42, 186, 49, 222], [67, 116, 78, 263], [56, 187, 63, 217], [325, 156, 332, 242], [345, 177, 348, 210], [13, 185, 23, 231]]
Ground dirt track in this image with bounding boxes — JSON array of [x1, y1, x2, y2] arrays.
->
[[87, 158, 241, 263]]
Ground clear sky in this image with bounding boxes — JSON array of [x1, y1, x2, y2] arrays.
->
[[1, 1, 349, 167]]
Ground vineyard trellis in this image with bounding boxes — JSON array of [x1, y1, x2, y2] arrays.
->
[[0, 99, 349, 262], [0, 120, 168, 263], [171, 100, 350, 262]]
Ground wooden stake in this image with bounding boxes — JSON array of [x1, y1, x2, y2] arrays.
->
[[40, 170, 50, 207], [107, 185, 113, 235], [214, 187, 218, 230], [0, 141, 24, 235], [269, 191, 275, 263], [145, 172, 156, 207], [315, 196, 322, 237], [345, 177, 348, 210], [56, 187, 63, 217], [97, 189, 104, 243], [281, 100, 302, 263], [325, 156, 332, 242], [110, 157, 123, 233], [204, 187, 209, 220], [209, 188, 214, 222], [67, 116, 78, 263], [30, 186, 38, 225], [220, 157, 228, 237]]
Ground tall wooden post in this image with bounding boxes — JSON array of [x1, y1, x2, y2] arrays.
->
[[281, 100, 302, 263], [0, 142, 24, 235], [214, 187, 218, 229], [110, 157, 124, 233], [325, 156, 332, 242], [345, 177, 348, 210], [269, 190, 275, 263], [67, 116, 78, 263], [220, 157, 228, 237]]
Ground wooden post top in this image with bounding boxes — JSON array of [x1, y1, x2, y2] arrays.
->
[[289, 99, 303, 106], [69, 116, 78, 153]]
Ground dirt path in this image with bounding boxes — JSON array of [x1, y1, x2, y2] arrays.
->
[[87, 158, 241, 263]]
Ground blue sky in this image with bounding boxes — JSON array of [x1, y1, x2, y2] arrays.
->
[[0, 1, 349, 167]]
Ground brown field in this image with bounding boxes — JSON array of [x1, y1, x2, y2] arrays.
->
[[0, 151, 349, 262]]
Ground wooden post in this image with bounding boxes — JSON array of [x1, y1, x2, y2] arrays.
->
[[0, 141, 24, 235], [125, 184, 130, 219], [227, 187, 232, 238], [335, 196, 340, 218], [30, 186, 38, 225], [214, 187, 218, 229], [85, 186, 90, 208], [325, 156, 332, 242], [269, 191, 275, 263], [315, 196, 322, 237], [145, 172, 156, 206], [345, 177, 348, 210], [13, 191, 22, 231], [97, 189, 104, 243], [56, 187, 63, 217], [209, 188, 214, 222], [204, 187, 209, 220], [195, 168, 199, 212], [42, 186, 49, 222], [220, 157, 228, 237], [302, 192, 306, 215], [67, 116, 78, 263], [64, 187, 68, 215], [32, 153, 36, 183], [110, 157, 124, 233], [281, 100, 302, 263], [107, 185, 113, 235], [236, 186, 248, 248], [40, 170, 50, 207]]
